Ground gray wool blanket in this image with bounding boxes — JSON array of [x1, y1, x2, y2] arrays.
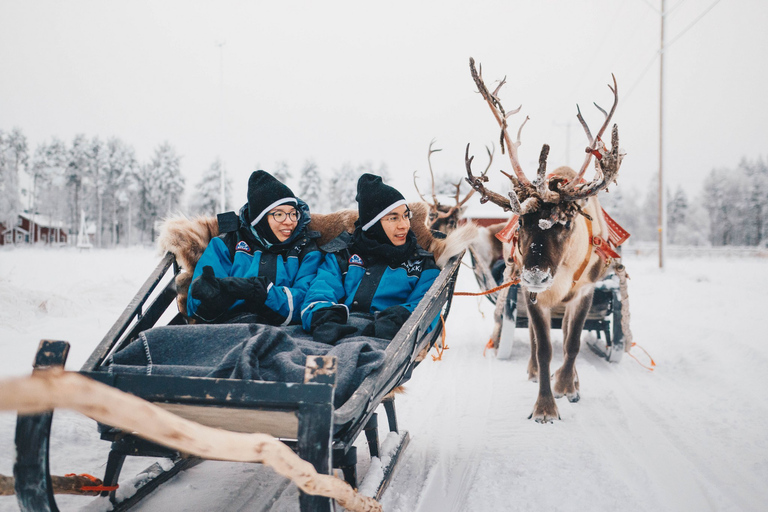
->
[[106, 315, 389, 408]]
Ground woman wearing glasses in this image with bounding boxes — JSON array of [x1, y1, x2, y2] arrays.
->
[[187, 170, 323, 325], [301, 173, 440, 344]]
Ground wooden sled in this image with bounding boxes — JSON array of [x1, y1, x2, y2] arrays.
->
[[468, 245, 625, 362], [12, 248, 465, 512]]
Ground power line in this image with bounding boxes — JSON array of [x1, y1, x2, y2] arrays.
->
[[664, 0, 723, 51], [624, 0, 724, 102]]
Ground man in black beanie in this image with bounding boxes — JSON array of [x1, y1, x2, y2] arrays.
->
[[300, 173, 440, 344], [187, 170, 323, 325]]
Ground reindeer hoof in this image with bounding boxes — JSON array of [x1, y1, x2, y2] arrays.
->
[[529, 398, 560, 422]]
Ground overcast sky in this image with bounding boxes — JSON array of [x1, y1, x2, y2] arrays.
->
[[2, 0, 766, 207]]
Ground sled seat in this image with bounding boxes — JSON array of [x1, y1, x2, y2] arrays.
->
[[14, 249, 464, 512]]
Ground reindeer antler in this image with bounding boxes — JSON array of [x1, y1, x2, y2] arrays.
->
[[469, 57, 533, 188], [560, 124, 623, 200], [465, 143, 521, 214], [574, 74, 619, 181], [457, 142, 494, 208]]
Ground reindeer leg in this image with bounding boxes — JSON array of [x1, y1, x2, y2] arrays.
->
[[527, 321, 538, 382], [489, 284, 508, 350], [525, 296, 559, 422], [554, 289, 594, 403]]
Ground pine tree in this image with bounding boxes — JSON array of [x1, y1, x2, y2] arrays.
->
[[297, 159, 323, 211], [131, 142, 184, 242], [105, 138, 137, 246], [0, 128, 28, 228], [66, 134, 90, 231], [87, 137, 109, 247], [667, 186, 688, 245], [273, 160, 291, 187], [740, 157, 768, 246], [189, 158, 232, 216], [29, 138, 68, 241], [328, 163, 358, 211]]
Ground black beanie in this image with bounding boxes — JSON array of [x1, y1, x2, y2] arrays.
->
[[356, 173, 407, 231], [247, 170, 297, 226]]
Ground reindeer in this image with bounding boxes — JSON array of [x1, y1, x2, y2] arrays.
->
[[413, 139, 494, 234], [465, 57, 624, 422]]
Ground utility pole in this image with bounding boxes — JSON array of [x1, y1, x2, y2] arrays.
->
[[658, 0, 666, 269], [217, 40, 226, 213]]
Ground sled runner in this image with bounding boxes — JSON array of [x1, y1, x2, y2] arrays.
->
[[11, 207, 468, 512], [468, 245, 625, 362]]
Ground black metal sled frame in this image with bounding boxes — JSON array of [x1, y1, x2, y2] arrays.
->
[[468, 246, 624, 362], [13, 250, 463, 512]]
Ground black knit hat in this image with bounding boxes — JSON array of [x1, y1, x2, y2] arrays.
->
[[356, 173, 407, 231], [247, 170, 297, 226]]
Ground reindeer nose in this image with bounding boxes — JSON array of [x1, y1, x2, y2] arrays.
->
[[522, 267, 553, 291]]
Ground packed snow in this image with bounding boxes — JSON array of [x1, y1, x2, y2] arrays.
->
[[1, 245, 766, 511]]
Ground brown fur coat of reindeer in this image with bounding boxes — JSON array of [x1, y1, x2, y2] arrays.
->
[[157, 202, 477, 319], [465, 58, 625, 422]]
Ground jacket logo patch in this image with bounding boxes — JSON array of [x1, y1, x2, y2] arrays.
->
[[235, 241, 251, 253], [349, 254, 364, 266], [402, 259, 423, 275]]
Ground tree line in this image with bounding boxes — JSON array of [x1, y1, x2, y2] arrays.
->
[[0, 127, 390, 247], [3, 126, 764, 248], [1, 127, 184, 246], [599, 156, 768, 247]]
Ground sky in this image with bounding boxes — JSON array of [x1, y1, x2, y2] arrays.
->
[[2, 0, 767, 208]]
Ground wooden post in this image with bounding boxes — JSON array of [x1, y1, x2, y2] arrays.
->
[[298, 355, 337, 512]]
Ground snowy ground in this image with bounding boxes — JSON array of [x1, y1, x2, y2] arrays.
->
[[1, 245, 767, 511]]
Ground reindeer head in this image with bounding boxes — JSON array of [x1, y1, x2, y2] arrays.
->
[[414, 139, 494, 234], [465, 57, 624, 293]]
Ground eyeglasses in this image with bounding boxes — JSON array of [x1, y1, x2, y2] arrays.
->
[[381, 210, 412, 224], [267, 210, 300, 223]]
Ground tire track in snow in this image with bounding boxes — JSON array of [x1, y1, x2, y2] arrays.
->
[[582, 357, 764, 512], [410, 348, 495, 512]]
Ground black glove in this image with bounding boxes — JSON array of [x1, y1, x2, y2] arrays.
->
[[362, 305, 411, 340], [190, 266, 236, 321], [310, 305, 356, 345], [221, 275, 269, 306]]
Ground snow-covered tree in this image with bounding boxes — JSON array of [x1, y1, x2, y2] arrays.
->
[[29, 138, 68, 240], [0, 128, 28, 227], [598, 183, 643, 242], [297, 159, 323, 211], [104, 138, 137, 246], [701, 168, 745, 246], [131, 142, 184, 243], [272, 160, 291, 186], [739, 157, 768, 246], [188, 158, 233, 216], [328, 163, 358, 211], [666, 186, 687, 245], [65, 134, 91, 230], [86, 137, 110, 246]]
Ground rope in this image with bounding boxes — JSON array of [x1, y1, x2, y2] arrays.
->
[[455, 278, 520, 297], [627, 342, 657, 371], [63, 473, 119, 493], [482, 338, 495, 357], [431, 314, 449, 361]]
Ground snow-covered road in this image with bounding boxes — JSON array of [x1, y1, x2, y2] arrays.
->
[[1, 247, 766, 511]]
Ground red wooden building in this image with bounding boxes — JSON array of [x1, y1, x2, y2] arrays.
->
[[0, 213, 69, 246]]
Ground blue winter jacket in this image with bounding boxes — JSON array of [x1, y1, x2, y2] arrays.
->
[[300, 232, 440, 331], [188, 200, 323, 325]]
